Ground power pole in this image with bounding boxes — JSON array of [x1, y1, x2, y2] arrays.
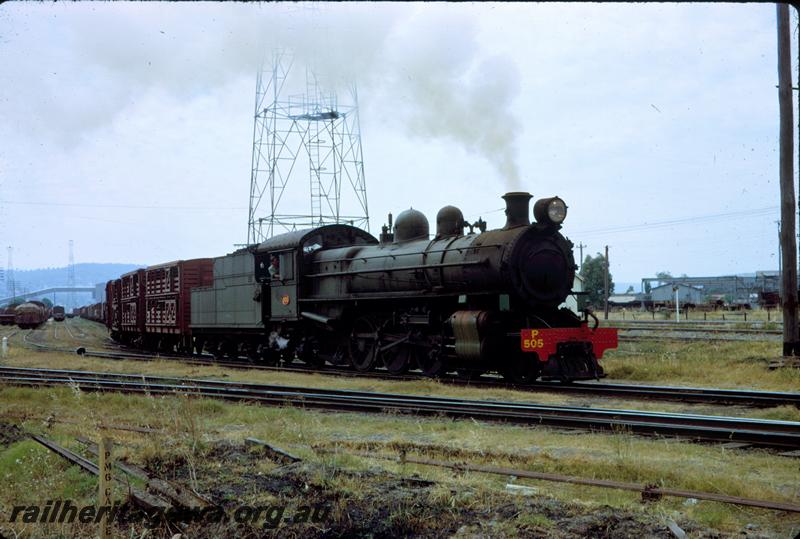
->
[[776, 220, 782, 286], [777, 3, 798, 356], [603, 245, 609, 320], [6, 246, 14, 300], [577, 242, 586, 268], [67, 240, 76, 311]]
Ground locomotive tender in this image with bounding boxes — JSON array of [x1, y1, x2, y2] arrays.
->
[[90, 191, 617, 383]]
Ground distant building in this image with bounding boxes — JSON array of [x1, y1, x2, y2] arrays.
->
[[640, 272, 778, 305], [650, 283, 704, 305]]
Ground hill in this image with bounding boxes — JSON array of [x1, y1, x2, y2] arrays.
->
[[2, 263, 144, 308]]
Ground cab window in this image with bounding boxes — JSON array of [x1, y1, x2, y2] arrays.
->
[[278, 252, 294, 280]]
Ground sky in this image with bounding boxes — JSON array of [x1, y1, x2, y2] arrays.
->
[[0, 2, 795, 287]]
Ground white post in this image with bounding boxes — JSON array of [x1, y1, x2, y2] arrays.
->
[[675, 287, 680, 322], [1, 337, 7, 358]]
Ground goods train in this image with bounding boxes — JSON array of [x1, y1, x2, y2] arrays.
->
[[52, 305, 66, 322], [79, 192, 618, 382]]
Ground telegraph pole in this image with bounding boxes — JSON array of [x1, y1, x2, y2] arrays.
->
[[577, 242, 586, 268], [6, 247, 14, 300], [603, 245, 609, 320], [777, 3, 798, 356], [776, 220, 782, 286]]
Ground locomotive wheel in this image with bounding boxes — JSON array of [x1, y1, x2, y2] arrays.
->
[[456, 368, 486, 381], [348, 317, 379, 372], [258, 344, 280, 366], [246, 343, 261, 363], [298, 336, 325, 368], [381, 344, 414, 374], [418, 348, 446, 377], [226, 341, 242, 360], [500, 352, 541, 385]]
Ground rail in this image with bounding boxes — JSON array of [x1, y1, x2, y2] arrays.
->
[[2, 366, 798, 449]]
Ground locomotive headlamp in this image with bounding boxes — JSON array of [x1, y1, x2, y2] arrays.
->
[[533, 196, 568, 225]]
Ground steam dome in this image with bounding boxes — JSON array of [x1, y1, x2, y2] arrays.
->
[[435, 206, 464, 237], [394, 208, 429, 242]]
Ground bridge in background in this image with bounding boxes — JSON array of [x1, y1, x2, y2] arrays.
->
[[0, 287, 98, 307]]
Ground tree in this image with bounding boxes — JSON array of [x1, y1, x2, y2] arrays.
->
[[644, 281, 652, 294], [655, 271, 673, 281], [579, 253, 614, 308], [40, 298, 53, 308], [625, 285, 634, 293]]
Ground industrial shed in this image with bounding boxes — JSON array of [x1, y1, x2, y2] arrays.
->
[[650, 283, 704, 305]]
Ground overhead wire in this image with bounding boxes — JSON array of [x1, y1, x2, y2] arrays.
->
[[4, 201, 245, 211]]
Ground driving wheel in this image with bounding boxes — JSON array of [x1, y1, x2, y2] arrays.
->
[[348, 317, 379, 372]]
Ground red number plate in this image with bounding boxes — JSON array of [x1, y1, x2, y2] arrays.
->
[[520, 329, 545, 352]]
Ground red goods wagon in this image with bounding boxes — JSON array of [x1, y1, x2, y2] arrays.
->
[[14, 301, 47, 329], [106, 279, 122, 338], [120, 269, 146, 342], [0, 307, 15, 325], [144, 258, 213, 352]]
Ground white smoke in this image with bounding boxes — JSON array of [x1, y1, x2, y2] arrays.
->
[[6, 3, 523, 189]]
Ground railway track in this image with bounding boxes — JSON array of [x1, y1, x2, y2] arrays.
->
[[0, 366, 797, 449], [71, 346, 800, 408], [62, 318, 88, 341], [616, 325, 781, 335], [8, 332, 797, 409], [14, 323, 800, 408], [605, 319, 780, 328], [619, 333, 781, 343]]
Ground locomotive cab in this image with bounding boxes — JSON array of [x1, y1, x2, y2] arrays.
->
[[266, 250, 298, 321]]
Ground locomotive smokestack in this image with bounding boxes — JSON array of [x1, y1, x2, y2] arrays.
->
[[502, 192, 532, 229]]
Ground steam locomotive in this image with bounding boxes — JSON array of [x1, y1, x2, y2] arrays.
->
[[94, 191, 616, 383]]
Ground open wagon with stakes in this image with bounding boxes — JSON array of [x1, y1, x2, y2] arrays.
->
[[190, 191, 618, 383]]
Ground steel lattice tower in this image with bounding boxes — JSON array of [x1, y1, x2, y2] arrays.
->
[[247, 50, 369, 243]]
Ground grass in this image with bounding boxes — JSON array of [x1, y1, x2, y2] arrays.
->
[[0, 384, 797, 537], [602, 339, 800, 392], [1, 318, 799, 536]]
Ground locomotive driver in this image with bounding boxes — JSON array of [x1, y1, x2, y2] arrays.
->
[[268, 255, 281, 280]]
